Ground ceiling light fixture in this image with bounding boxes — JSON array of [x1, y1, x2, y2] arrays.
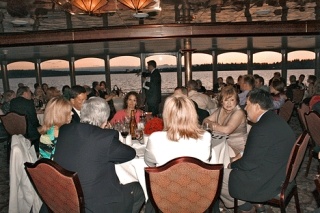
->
[[53, 0, 109, 15], [117, 0, 154, 12]]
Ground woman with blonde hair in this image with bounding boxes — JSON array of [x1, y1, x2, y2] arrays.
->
[[144, 94, 211, 167], [38, 96, 72, 159]]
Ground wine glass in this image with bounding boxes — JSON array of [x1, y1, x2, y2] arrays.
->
[[202, 122, 212, 135], [120, 123, 129, 144], [135, 128, 144, 144]]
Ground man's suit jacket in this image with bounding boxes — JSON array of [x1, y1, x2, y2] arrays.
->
[[71, 108, 80, 123], [229, 110, 295, 202], [54, 123, 136, 213], [145, 69, 161, 105], [10, 97, 40, 141]]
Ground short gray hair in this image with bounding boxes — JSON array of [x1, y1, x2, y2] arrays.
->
[[80, 97, 110, 127]]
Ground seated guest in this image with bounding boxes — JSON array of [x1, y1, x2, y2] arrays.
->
[[10, 86, 41, 152], [34, 83, 45, 104], [110, 91, 142, 125], [144, 94, 211, 167], [220, 89, 295, 212], [270, 79, 287, 110], [54, 97, 145, 213], [100, 81, 116, 120], [213, 77, 226, 93], [88, 81, 100, 98], [297, 74, 306, 90], [144, 94, 212, 212], [196, 79, 206, 93], [254, 75, 269, 92], [1, 90, 16, 114], [286, 75, 300, 101], [203, 86, 247, 158], [44, 86, 61, 103], [174, 86, 209, 124], [309, 79, 320, 110], [69, 85, 87, 123], [238, 74, 255, 109], [303, 75, 318, 105], [268, 71, 286, 86], [38, 97, 72, 159], [187, 80, 216, 112]]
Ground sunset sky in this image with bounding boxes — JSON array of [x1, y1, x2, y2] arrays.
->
[[7, 50, 315, 70]]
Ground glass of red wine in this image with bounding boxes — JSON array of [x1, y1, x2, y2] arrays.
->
[[120, 123, 129, 144]]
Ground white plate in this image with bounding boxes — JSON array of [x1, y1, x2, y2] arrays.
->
[[11, 20, 28, 26]]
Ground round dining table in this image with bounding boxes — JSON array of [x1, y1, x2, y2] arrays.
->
[[115, 133, 230, 201]]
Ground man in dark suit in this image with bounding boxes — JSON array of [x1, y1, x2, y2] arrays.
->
[[10, 86, 40, 151], [69, 85, 87, 123], [220, 88, 295, 212], [143, 60, 161, 116], [54, 97, 145, 213]]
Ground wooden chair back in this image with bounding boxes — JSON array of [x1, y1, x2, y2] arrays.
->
[[292, 89, 305, 104], [297, 103, 309, 131], [145, 157, 223, 213], [25, 158, 85, 213], [0, 112, 27, 136], [278, 100, 295, 122], [305, 111, 320, 147]]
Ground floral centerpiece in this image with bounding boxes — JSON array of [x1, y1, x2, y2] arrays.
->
[[144, 117, 164, 135]]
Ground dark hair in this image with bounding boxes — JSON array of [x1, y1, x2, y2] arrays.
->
[[16, 86, 30, 97], [247, 88, 273, 110], [147, 60, 157, 68], [69, 85, 86, 100], [123, 91, 140, 109], [258, 76, 265, 85], [187, 80, 198, 91], [100, 81, 107, 87], [34, 83, 40, 89], [92, 81, 99, 89], [243, 74, 255, 88], [271, 79, 285, 93], [289, 75, 296, 83], [62, 85, 70, 93]]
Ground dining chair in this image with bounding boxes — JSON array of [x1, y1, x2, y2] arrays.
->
[[278, 100, 295, 123], [297, 103, 309, 131], [145, 157, 223, 213], [24, 158, 85, 213], [292, 89, 305, 106], [0, 112, 27, 163], [234, 131, 310, 213], [304, 111, 320, 177]]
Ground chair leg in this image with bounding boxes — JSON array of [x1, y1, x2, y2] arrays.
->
[[234, 199, 238, 213], [293, 188, 301, 213], [305, 148, 314, 177]]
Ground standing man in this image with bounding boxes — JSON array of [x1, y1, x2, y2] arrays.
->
[[10, 86, 41, 151], [143, 60, 161, 116], [220, 89, 295, 212], [69, 85, 87, 123]]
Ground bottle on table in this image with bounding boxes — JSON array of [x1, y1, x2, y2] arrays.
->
[[130, 110, 137, 140]]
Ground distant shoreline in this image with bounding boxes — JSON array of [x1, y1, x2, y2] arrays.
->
[[3, 59, 315, 79]]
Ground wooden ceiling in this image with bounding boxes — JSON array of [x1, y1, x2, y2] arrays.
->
[[0, 0, 319, 63]]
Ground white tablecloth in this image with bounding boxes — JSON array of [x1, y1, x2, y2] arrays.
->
[[115, 135, 229, 201]]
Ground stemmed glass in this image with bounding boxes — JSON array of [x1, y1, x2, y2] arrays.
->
[[202, 122, 212, 135], [135, 128, 144, 144], [120, 123, 129, 144]]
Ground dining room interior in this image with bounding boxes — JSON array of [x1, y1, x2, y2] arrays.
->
[[0, 0, 320, 212]]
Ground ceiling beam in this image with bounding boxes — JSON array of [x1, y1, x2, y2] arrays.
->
[[0, 21, 319, 47]]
